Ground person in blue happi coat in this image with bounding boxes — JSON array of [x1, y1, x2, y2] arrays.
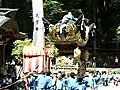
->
[[93, 72, 101, 87], [67, 72, 77, 90], [44, 71, 53, 89], [50, 72, 57, 90], [107, 73, 114, 84], [61, 71, 69, 90], [55, 71, 67, 90], [76, 76, 86, 90], [83, 71, 94, 89], [35, 71, 46, 90], [28, 72, 36, 90]]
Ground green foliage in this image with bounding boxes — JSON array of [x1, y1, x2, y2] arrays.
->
[[11, 37, 58, 65], [2, 0, 25, 8], [109, 0, 120, 10], [44, 0, 62, 15], [114, 26, 120, 41], [44, 0, 62, 21], [45, 36, 59, 56], [11, 38, 32, 65]]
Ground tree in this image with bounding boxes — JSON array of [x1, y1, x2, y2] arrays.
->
[[11, 38, 32, 65], [113, 26, 120, 48], [98, 0, 120, 40], [109, 0, 120, 11], [44, 0, 63, 23]]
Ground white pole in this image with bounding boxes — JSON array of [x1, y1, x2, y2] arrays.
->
[[32, 0, 44, 18], [31, 0, 45, 72], [32, 0, 45, 49]]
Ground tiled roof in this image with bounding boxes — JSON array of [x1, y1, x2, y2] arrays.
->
[[0, 16, 10, 26]]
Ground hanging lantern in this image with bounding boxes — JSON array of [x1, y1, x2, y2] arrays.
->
[[74, 47, 81, 58]]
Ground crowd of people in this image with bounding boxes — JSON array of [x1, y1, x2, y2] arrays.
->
[[22, 70, 120, 90], [0, 67, 120, 90], [0, 64, 17, 90]]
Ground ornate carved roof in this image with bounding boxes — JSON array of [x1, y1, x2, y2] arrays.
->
[[45, 12, 95, 46], [0, 8, 19, 42], [47, 31, 89, 46]]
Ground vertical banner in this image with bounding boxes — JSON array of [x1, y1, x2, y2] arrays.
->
[[31, 0, 45, 72], [32, 0, 45, 48]]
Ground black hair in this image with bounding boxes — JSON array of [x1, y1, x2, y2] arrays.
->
[[46, 71, 51, 76], [70, 72, 75, 78], [77, 76, 83, 83], [61, 72, 66, 78]]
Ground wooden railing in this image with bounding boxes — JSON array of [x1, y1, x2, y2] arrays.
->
[[51, 66, 78, 73]]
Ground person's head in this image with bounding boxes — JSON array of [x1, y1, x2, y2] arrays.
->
[[70, 72, 75, 78], [89, 71, 94, 76], [24, 72, 29, 76], [32, 71, 38, 76], [51, 73, 57, 78], [113, 71, 116, 74], [102, 71, 106, 75], [61, 71, 66, 78], [77, 76, 83, 82], [46, 71, 51, 76], [57, 71, 62, 79]]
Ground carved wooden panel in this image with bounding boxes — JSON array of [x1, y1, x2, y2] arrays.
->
[[56, 44, 76, 55]]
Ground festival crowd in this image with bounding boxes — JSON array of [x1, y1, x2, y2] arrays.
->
[[22, 70, 120, 90], [0, 68, 120, 90], [0, 64, 17, 89]]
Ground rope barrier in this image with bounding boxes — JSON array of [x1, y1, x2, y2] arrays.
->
[[0, 79, 23, 89]]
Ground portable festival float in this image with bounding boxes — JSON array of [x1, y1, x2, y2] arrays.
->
[[22, 0, 96, 77]]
